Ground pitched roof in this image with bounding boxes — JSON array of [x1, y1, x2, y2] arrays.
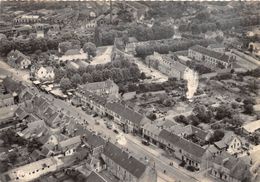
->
[[80, 79, 117, 92], [242, 120, 260, 133], [106, 102, 144, 125], [2, 76, 25, 94], [86, 171, 107, 182], [159, 129, 206, 158], [59, 136, 81, 150], [85, 134, 106, 148], [189, 45, 231, 63], [65, 49, 81, 55], [210, 151, 250, 180], [103, 142, 146, 179]]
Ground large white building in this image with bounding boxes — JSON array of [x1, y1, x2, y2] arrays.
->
[[188, 45, 235, 69]]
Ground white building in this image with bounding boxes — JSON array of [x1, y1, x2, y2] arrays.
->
[[0, 156, 64, 182], [35, 66, 55, 82]]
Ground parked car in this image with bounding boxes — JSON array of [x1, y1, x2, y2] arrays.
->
[[113, 129, 119, 134], [141, 139, 150, 146]]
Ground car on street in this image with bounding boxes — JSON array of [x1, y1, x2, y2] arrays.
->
[[113, 129, 119, 134], [141, 139, 150, 146]]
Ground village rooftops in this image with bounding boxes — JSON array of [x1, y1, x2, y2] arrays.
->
[[58, 135, 81, 150], [189, 45, 231, 63], [106, 102, 144, 126], [210, 151, 250, 181], [103, 142, 147, 179], [84, 134, 106, 149], [159, 129, 206, 159]]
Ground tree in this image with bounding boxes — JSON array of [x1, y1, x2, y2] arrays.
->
[[193, 105, 213, 123], [215, 105, 232, 120], [58, 41, 71, 54], [83, 42, 97, 59], [174, 115, 189, 125], [140, 72, 146, 80], [147, 113, 157, 121], [208, 130, 225, 144], [71, 73, 82, 87], [244, 104, 254, 115], [60, 77, 72, 92], [82, 72, 93, 83]]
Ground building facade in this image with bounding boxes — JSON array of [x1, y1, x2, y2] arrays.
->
[[188, 45, 235, 69], [35, 66, 55, 82], [7, 50, 31, 69]]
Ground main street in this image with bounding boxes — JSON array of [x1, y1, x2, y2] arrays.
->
[[1, 59, 200, 182]]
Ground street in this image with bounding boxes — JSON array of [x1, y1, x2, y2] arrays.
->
[[0, 59, 200, 182]]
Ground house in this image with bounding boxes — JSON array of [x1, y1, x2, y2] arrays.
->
[[17, 120, 47, 139], [0, 156, 64, 182], [35, 66, 55, 82], [58, 136, 81, 156], [0, 93, 14, 107], [242, 120, 260, 134], [101, 142, 157, 182], [7, 50, 31, 69], [214, 132, 242, 155], [59, 49, 88, 62], [208, 151, 251, 182], [169, 124, 211, 146], [145, 52, 188, 80], [84, 134, 106, 156], [2, 76, 25, 94], [158, 129, 206, 170], [105, 102, 149, 134], [75, 88, 148, 134], [78, 79, 119, 100], [188, 45, 235, 69]]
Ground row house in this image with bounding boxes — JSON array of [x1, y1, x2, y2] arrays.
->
[[158, 129, 206, 170], [188, 45, 235, 69], [145, 52, 188, 80], [208, 151, 251, 182], [101, 142, 157, 182], [75, 87, 149, 134]]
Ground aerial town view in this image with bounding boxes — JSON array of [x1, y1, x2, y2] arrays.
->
[[0, 1, 259, 182]]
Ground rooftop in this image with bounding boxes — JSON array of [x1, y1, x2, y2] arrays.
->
[[86, 171, 107, 182], [106, 102, 144, 126], [103, 142, 146, 179], [159, 129, 206, 159], [242, 120, 260, 133], [189, 45, 231, 63]]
